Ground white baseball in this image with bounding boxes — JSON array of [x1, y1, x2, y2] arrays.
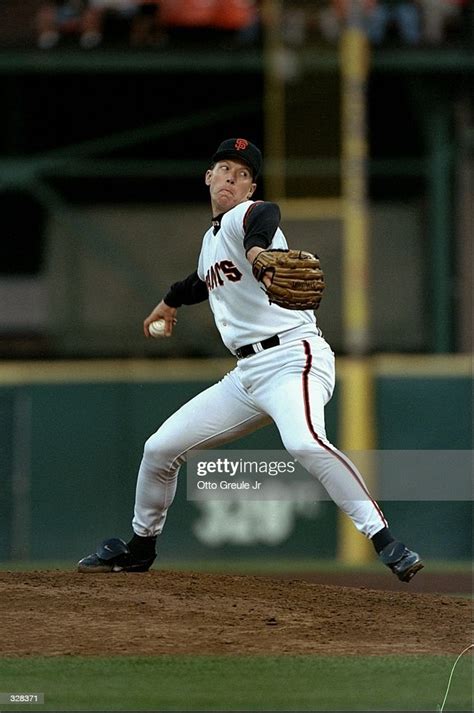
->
[[149, 319, 167, 338]]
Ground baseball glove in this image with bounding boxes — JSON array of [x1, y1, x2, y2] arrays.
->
[[252, 249, 325, 310]]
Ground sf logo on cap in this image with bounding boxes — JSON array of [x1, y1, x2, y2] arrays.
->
[[234, 138, 249, 151]]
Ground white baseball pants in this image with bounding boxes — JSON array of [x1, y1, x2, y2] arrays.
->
[[132, 333, 388, 539]]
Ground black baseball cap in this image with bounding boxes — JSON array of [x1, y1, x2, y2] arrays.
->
[[212, 138, 262, 179]]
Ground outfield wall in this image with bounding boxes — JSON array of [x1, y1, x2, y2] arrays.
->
[[0, 356, 471, 562]]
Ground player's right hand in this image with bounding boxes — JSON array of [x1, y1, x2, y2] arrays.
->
[[143, 300, 178, 338]]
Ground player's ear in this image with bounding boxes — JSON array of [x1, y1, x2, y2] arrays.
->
[[205, 169, 213, 185], [248, 182, 256, 198]]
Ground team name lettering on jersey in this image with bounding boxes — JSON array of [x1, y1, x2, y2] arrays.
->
[[205, 260, 243, 291]]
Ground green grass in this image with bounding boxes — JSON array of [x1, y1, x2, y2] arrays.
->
[[0, 655, 472, 711]]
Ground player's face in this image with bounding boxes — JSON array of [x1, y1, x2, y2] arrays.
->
[[205, 159, 256, 215]]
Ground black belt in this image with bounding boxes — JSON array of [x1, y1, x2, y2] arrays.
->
[[235, 335, 280, 359]]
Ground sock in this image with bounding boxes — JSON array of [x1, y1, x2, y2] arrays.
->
[[128, 533, 157, 558], [371, 527, 396, 554]]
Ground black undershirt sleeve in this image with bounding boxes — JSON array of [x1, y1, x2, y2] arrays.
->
[[163, 270, 208, 308], [243, 201, 281, 254]]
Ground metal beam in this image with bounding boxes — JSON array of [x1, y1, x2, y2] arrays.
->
[[36, 99, 260, 161], [0, 49, 471, 76], [0, 50, 263, 74], [0, 157, 428, 189]]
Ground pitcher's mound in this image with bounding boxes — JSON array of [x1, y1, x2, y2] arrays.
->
[[0, 570, 470, 657]]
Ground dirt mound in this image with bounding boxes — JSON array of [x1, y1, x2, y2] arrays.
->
[[269, 570, 472, 595], [0, 570, 470, 657]]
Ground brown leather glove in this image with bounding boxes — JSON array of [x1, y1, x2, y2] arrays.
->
[[252, 249, 325, 310]]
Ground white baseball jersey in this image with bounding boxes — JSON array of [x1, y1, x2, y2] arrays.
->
[[133, 201, 390, 551], [197, 200, 318, 353]]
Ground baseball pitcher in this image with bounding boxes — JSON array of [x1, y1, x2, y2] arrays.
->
[[78, 138, 423, 582]]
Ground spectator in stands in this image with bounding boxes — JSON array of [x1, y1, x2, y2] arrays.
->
[[318, 0, 376, 44], [418, 0, 462, 44], [319, 0, 421, 46], [36, 0, 138, 49], [129, 1, 166, 47], [366, 0, 421, 45], [85, 0, 138, 47], [280, 5, 307, 47], [158, 0, 259, 46], [158, 0, 216, 42], [212, 0, 260, 47], [36, 0, 90, 48]]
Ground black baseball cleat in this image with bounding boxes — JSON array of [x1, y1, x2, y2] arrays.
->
[[379, 541, 424, 582], [77, 537, 156, 573]]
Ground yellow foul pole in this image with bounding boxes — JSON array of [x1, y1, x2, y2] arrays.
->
[[338, 358, 376, 563], [340, 10, 371, 355], [338, 4, 374, 564]]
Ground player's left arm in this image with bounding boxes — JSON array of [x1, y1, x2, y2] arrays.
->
[[243, 201, 281, 257], [244, 203, 326, 310], [243, 202, 280, 286]]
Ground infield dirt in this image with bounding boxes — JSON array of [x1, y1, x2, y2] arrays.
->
[[0, 570, 471, 657]]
